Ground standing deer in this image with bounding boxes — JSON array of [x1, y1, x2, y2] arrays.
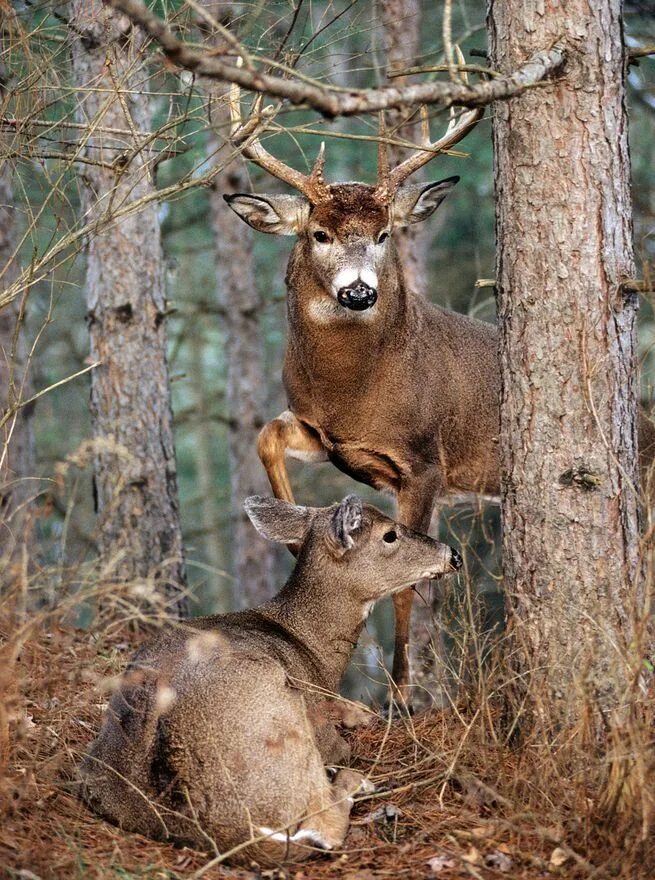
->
[[224, 89, 655, 706], [81, 495, 461, 864]]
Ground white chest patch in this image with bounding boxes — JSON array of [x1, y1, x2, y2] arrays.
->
[[306, 297, 378, 325]]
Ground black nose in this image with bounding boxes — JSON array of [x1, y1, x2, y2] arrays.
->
[[450, 548, 463, 571], [337, 281, 378, 311]]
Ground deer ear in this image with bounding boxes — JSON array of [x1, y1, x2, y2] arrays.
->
[[224, 193, 309, 235], [328, 495, 364, 556], [392, 176, 459, 228], [244, 496, 314, 544]]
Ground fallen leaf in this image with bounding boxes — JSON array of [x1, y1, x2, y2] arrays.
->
[[549, 847, 570, 867], [361, 803, 402, 823], [484, 850, 512, 872], [462, 846, 483, 866], [427, 853, 457, 873]]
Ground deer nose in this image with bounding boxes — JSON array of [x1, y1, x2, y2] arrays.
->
[[337, 280, 378, 311], [449, 548, 463, 571]]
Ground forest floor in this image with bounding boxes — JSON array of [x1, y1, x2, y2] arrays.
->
[[1, 602, 652, 880]]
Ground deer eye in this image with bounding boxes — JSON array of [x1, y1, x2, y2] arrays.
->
[[377, 231, 389, 244], [313, 230, 331, 243], [383, 529, 397, 544]]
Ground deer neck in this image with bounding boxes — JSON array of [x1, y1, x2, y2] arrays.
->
[[260, 562, 367, 693], [285, 243, 411, 382]]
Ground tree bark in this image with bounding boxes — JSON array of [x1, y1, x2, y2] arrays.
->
[[204, 2, 274, 608], [378, 0, 428, 297], [488, 2, 643, 728], [70, 2, 187, 616], [378, 0, 448, 707], [0, 28, 35, 564]]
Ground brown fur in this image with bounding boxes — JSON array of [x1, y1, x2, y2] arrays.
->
[[80, 496, 459, 864]]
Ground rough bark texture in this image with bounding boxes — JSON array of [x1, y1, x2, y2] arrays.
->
[[205, 2, 274, 608], [488, 2, 642, 722], [70, 2, 187, 616], [0, 133, 35, 560]]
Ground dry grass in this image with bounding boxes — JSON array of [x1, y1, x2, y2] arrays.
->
[[1, 571, 654, 880]]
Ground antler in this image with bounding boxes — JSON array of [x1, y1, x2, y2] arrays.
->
[[227, 69, 332, 204], [375, 46, 483, 203]]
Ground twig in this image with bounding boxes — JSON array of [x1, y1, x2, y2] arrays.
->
[[107, 0, 567, 118], [443, 0, 457, 83], [628, 44, 655, 59], [0, 362, 100, 432], [387, 63, 500, 79]]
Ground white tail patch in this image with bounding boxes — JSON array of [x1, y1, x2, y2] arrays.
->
[[257, 826, 333, 849]]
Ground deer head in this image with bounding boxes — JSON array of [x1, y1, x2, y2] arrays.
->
[[224, 67, 482, 313], [245, 494, 462, 607]]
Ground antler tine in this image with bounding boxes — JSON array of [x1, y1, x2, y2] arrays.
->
[[226, 59, 331, 203], [308, 141, 326, 186], [384, 104, 483, 195], [454, 44, 467, 82], [376, 44, 483, 199]]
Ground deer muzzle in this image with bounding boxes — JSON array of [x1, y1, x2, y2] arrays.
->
[[337, 281, 378, 311]]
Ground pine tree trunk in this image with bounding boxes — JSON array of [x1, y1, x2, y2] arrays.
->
[[379, 0, 451, 708], [204, 1, 274, 607], [378, 0, 429, 297], [70, 2, 187, 616], [488, 1, 642, 727], [0, 31, 35, 564]]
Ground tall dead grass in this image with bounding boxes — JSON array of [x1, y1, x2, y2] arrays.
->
[[1, 506, 654, 880]]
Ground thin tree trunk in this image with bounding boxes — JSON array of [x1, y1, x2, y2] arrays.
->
[[204, 2, 274, 608], [0, 30, 35, 565], [70, 2, 187, 616], [488, 1, 642, 729], [379, 0, 449, 708], [378, 0, 429, 297], [190, 334, 229, 612]]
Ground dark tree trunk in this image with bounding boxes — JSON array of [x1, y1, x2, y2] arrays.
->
[[70, 1, 187, 616], [488, 1, 643, 727], [204, 1, 274, 607]]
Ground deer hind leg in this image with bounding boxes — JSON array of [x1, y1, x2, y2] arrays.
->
[[257, 411, 327, 555]]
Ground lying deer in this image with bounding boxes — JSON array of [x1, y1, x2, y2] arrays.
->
[[224, 87, 655, 705], [80, 495, 461, 864]]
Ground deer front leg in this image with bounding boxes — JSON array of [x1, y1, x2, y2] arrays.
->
[[257, 411, 327, 554], [390, 478, 440, 710]]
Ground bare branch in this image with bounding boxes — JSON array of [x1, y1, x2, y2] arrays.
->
[[628, 43, 655, 59], [108, 0, 566, 118]]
